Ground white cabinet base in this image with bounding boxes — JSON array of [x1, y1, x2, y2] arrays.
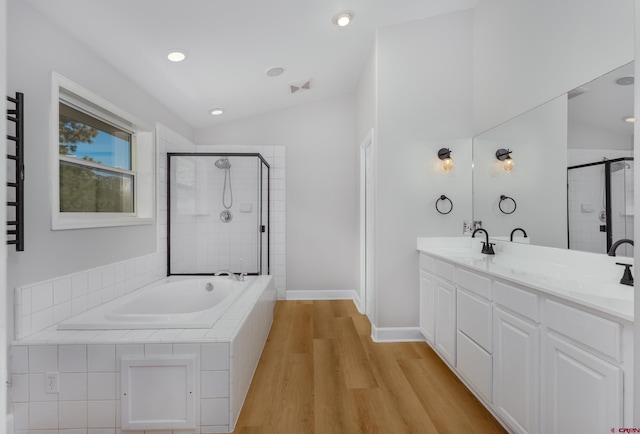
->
[[543, 333, 622, 434]]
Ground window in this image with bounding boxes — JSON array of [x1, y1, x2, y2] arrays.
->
[[51, 73, 155, 229]]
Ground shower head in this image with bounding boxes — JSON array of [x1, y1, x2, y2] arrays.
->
[[610, 161, 631, 173], [215, 157, 231, 169]]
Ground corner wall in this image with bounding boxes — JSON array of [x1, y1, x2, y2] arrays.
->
[[195, 94, 358, 298], [373, 10, 474, 329]]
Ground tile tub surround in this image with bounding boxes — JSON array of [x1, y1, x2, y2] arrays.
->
[[14, 251, 166, 340], [10, 275, 276, 434]]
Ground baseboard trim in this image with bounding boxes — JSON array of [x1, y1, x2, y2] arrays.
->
[[371, 326, 425, 343], [285, 289, 358, 301], [284, 291, 424, 343]]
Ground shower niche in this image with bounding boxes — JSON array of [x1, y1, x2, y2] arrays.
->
[[167, 153, 270, 276]]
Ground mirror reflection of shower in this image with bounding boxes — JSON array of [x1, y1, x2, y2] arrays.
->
[[215, 157, 234, 222], [568, 156, 634, 255]]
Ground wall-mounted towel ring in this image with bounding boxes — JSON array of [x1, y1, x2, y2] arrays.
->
[[499, 195, 517, 214], [435, 195, 453, 215]]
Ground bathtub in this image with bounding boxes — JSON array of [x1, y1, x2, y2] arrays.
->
[[57, 275, 255, 330]]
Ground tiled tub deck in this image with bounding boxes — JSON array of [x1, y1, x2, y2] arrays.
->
[[10, 276, 276, 434]]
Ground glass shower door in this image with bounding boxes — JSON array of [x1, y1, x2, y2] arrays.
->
[[609, 160, 634, 256], [167, 153, 270, 275], [567, 158, 634, 255]]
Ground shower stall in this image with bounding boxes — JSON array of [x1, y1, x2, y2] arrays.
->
[[567, 157, 633, 255], [167, 153, 270, 276]]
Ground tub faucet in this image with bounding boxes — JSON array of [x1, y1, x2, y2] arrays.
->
[[472, 228, 495, 255], [215, 270, 233, 278], [214, 270, 245, 281], [510, 227, 528, 242], [608, 239, 634, 256]]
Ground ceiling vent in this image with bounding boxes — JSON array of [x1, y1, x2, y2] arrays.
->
[[568, 86, 588, 99], [290, 80, 311, 94]]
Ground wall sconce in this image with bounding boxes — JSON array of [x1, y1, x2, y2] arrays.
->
[[496, 148, 514, 171], [438, 148, 453, 171]]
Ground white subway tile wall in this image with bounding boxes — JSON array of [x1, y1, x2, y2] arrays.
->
[[14, 251, 165, 339]]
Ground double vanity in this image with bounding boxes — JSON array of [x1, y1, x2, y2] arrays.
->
[[417, 237, 633, 434]]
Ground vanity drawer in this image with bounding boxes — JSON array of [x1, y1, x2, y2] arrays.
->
[[435, 260, 455, 282], [457, 330, 492, 403], [457, 288, 492, 352], [457, 268, 492, 300], [494, 281, 540, 323], [545, 299, 622, 361], [420, 254, 435, 273]]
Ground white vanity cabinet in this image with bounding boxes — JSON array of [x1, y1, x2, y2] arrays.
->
[[493, 281, 540, 434], [419, 254, 436, 344], [417, 245, 633, 434], [542, 300, 623, 433], [435, 276, 456, 366], [419, 254, 456, 366], [456, 269, 493, 402]]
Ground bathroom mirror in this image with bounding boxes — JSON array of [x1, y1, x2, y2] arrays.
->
[[472, 62, 634, 252]]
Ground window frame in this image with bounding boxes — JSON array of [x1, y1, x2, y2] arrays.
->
[[51, 72, 155, 230]]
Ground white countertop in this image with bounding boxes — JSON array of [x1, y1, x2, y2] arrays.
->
[[417, 237, 634, 322]]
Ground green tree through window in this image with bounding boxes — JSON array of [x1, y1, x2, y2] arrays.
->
[[59, 103, 134, 213]]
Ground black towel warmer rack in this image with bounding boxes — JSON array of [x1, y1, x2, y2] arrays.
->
[[6, 92, 24, 251]]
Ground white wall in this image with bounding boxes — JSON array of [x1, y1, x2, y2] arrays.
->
[[473, 0, 635, 135], [6, 1, 194, 341], [633, 2, 640, 423], [372, 10, 473, 329], [356, 46, 376, 144], [195, 94, 359, 296], [1, 0, 7, 425]]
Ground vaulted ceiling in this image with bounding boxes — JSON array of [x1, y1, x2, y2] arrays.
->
[[25, 0, 477, 128]]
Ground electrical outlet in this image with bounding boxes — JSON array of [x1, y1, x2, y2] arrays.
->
[[45, 372, 58, 393]]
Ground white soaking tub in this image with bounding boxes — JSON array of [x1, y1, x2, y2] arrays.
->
[[58, 275, 254, 330]]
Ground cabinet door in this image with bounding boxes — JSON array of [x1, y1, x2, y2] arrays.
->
[[419, 270, 436, 344], [435, 278, 456, 366], [543, 333, 622, 434], [494, 308, 539, 434]]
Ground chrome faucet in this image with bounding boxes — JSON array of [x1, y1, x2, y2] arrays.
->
[[510, 227, 528, 242], [607, 239, 634, 256], [472, 228, 495, 255]]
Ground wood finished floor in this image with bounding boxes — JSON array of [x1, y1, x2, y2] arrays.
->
[[232, 300, 507, 434]]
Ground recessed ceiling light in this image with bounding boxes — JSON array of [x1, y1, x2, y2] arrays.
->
[[167, 50, 187, 62], [616, 76, 634, 86], [209, 108, 224, 116], [332, 10, 354, 27], [266, 66, 285, 77], [623, 116, 635, 123]]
